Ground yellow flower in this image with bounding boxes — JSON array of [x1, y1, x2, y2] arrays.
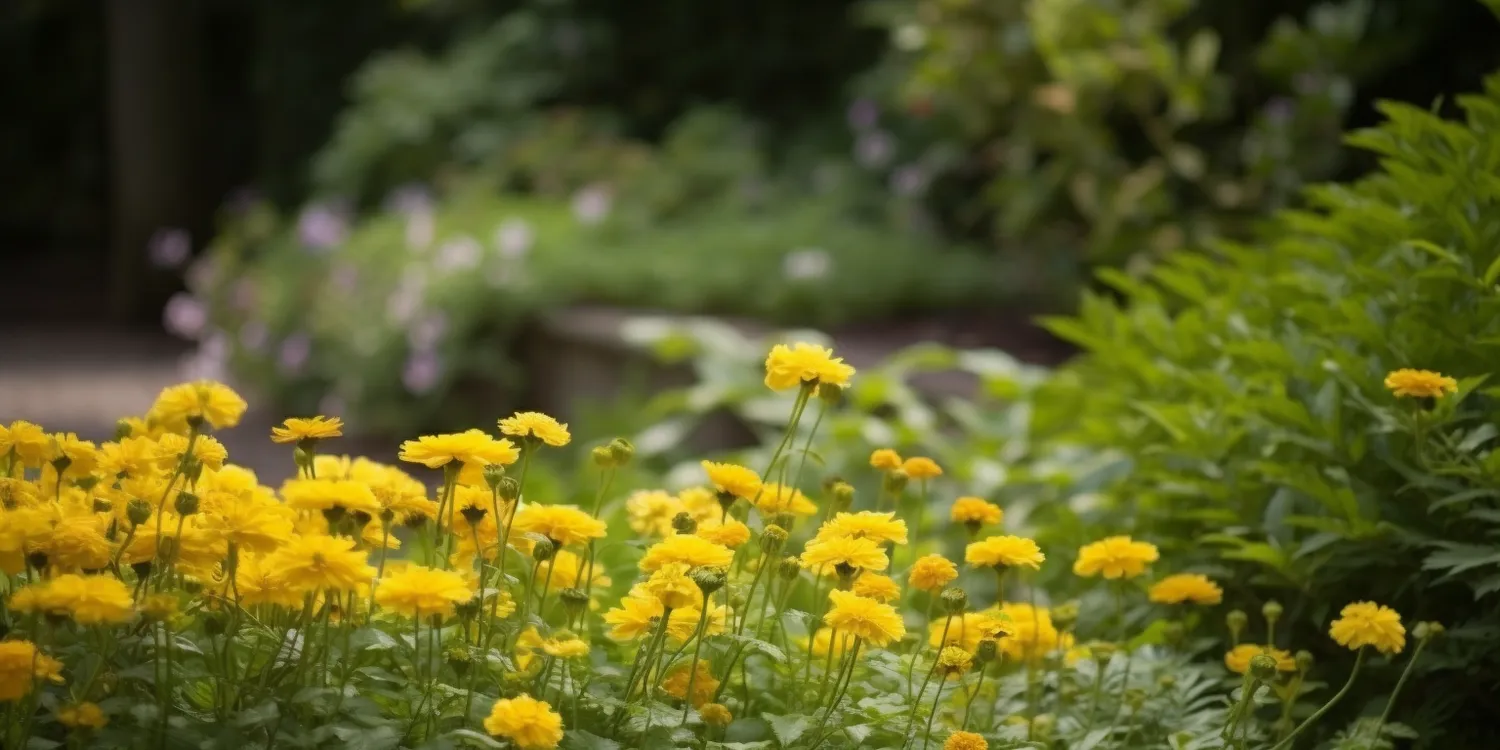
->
[[270, 416, 344, 443], [398, 430, 519, 469], [801, 536, 889, 573], [0, 477, 41, 508], [535, 550, 611, 590], [1329, 601, 1406, 654], [763, 342, 854, 391], [1224, 644, 1296, 674], [1, 420, 51, 468], [639, 534, 734, 572], [281, 478, 380, 515], [149, 381, 248, 431], [816, 511, 908, 545], [951, 497, 1003, 528], [376, 565, 474, 619], [696, 520, 751, 549], [700, 703, 733, 727], [625, 490, 686, 537], [678, 487, 722, 524], [0, 640, 64, 701], [928, 612, 1008, 654], [1149, 574, 1223, 605], [45, 516, 113, 571], [937, 646, 973, 678], [701, 461, 762, 499], [483, 694, 564, 750], [901, 456, 942, 479], [752, 482, 818, 516], [97, 437, 160, 479], [154, 432, 228, 471], [988, 603, 1062, 663], [516, 627, 591, 670], [58, 701, 108, 730], [204, 500, 295, 555], [662, 660, 719, 707], [603, 593, 662, 640], [1073, 536, 1158, 579], [47, 433, 99, 476], [966, 535, 1045, 570], [263, 534, 375, 594], [869, 448, 903, 471], [824, 589, 905, 647], [944, 731, 988, 750], [513, 505, 607, 547], [498, 412, 571, 447], [640, 564, 701, 609], [139, 593, 180, 623], [1384, 369, 1458, 399], [803, 627, 856, 658], [235, 553, 305, 608], [666, 603, 729, 642], [909, 554, 959, 592], [852, 573, 902, 602], [14, 574, 135, 625]]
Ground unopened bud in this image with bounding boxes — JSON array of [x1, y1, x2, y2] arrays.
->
[[445, 646, 472, 676], [817, 382, 843, 405], [830, 482, 854, 511], [114, 419, 135, 441], [532, 538, 555, 562], [483, 464, 507, 490], [1249, 654, 1278, 681], [691, 567, 728, 595], [1227, 610, 1248, 641], [560, 588, 589, 615], [1052, 601, 1079, 630], [672, 512, 697, 534], [1261, 600, 1283, 624], [976, 639, 998, 664], [173, 491, 199, 516], [941, 587, 968, 614], [455, 598, 480, 622], [882, 468, 909, 495], [497, 476, 521, 502], [590, 446, 615, 468], [1158, 674, 1176, 689], [608, 438, 634, 466], [760, 525, 788, 553], [1091, 642, 1118, 663], [1413, 621, 1445, 640], [1295, 650, 1314, 672], [772, 513, 796, 530], [778, 555, 801, 580]]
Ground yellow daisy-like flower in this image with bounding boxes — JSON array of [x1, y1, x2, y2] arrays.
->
[[270, 416, 344, 444], [1148, 574, 1223, 606], [909, 554, 959, 592], [763, 342, 855, 391], [0, 640, 64, 701], [700, 703, 732, 727], [625, 490, 686, 537], [603, 593, 663, 640], [513, 505, 607, 547], [639, 534, 735, 572], [701, 461, 762, 499], [678, 487, 722, 525], [951, 497, 1003, 527], [45, 516, 113, 571], [1384, 369, 1458, 399], [696, 520, 751, 549], [928, 612, 1008, 654], [1329, 601, 1406, 654], [816, 511, 908, 545], [97, 437, 158, 479], [824, 590, 905, 647], [752, 482, 818, 516], [235, 553, 306, 609], [901, 456, 942, 479], [154, 432, 228, 471], [483, 694, 564, 750], [14, 574, 135, 626], [498, 412, 571, 447], [262, 534, 376, 594], [280, 478, 380, 515], [1224, 644, 1296, 674], [535, 549, 612, 590], [138, 594, 180, 623], [1, 420, 51, 468], [204, 500, 295, 555], [375, 565, 474, 619], [57, 701, 108, 730], [869, 448, 903, 471], [149, 380, 248, 432], [47, 433, 99, 476], [662, 660, 719, 707], [987, 603, 1059, 663], [398, 429, 519, 469], [640, 564, 700, 609], [852, 573, 902, 602], [666, 603, 729, 643], [937, 646, 973, 678], [944, 731, 988, 750], [515, 627, 591, 670], [1073, 536, 1158, 579], [966, 535, 1045, 570], [803, 627, 856, 658], [800, 536, 889, 573]]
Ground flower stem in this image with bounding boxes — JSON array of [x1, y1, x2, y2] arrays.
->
[[1372, 638, 1429, 742], [680, 597, 713, 724], [1269, 648, 1366, 750]]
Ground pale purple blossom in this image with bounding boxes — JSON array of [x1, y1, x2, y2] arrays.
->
[[783, 249, 833, 281], [855, 131, 896, 169], [494, 219, 534, 259], [847, 98, 879, 131], [297, 202, 350, 250], [163, 293, 207, 340], [385, 184, 433, 215], [278, 334, 312, 374], [891, 164, 930, 196], [572, 184, 613, 225], [238, 320, 269, 352], [148, 228, 191, 269], [231, 278, 258, 312], [407, 312, 448, 351], [405, 208, 435, 253], [434, 236, 483, 273], [403, 350, 443, 394]]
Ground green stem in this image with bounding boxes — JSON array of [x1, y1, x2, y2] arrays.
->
[[1269, 648, 1366, 750], [961, 665, 987, 730], [679, 598, 713, 724], [1372, 638, 1428, 742]]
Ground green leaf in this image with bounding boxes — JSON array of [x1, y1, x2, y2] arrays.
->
[[763, 713, 811, 747], [562, 730, 622, 750], [727, 634, 787, 663], [844, 724, 873, 744], [1424, 543, 1500, 576], [448, 729, 507, 748], [233, 701, 280, 729]]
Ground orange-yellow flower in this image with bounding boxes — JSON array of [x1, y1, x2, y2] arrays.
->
[[824, 589, 905, 647], [375, 565, 474, 618], [1073, 536, 1158, 579], [752, 482, 818, 516], [909, 554, 959, 591], [271, 416, 344, 443], [816, 511, 908, 545], [1149, 574, 1223, 605], [951, 497, 1003, 527], [901, 456, 942, 479], [512, 505, 606, 547], [852, 573, 901, 602], [398, 430, 518, 469], [1383, 369, 1458, 399], [869, 449, 902, 471], [966, 535, 1045, 570], [498, 412, 571, 447], [482, 694, 563, 750], [1329, 601, 1405, 654], [701, 461, 762, 499], [800, 536, 889, 573], [149, 381, 248, 432], [639, 534, 734, 572], [763, 342, 854, 391]]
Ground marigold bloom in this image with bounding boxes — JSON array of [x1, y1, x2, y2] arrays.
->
[[697, 519, 751, 549], [58, 701, 108, 730], [763, 342, 854, 391], [824, 589, 905, 647], [205, 500, 295, 555], [901, 456, 942, 479], [951, 497, 1003, 527], [929, 612, 1010, 654], [852, 573, 902, 602], [640, 564, 700, 610], [97, 437, 159, 479], [1073, 536, 1158, 579], [0, 640, 64, 701], [700, 703, 732, 727], [398, 429, 518, 469], [45, 516, 113, 571], [638, 534, 734, 572], [149, 381, 248, 431], [625, 490, 686, 537], [988, 603, 1062, 663], [752, 482, 818, 516], [376, 565, 474, 618], [235, 553, 305, 608], [483, 694, 564, 750], [263, 534, 375, 594], [937, 646, 974, 678], [603, 593, 662, 640], [816, 511, 908, 545], [1, 420, 50, 468], [513, 505, 606, 547], [1329, 601, 1406, 654], [1224, 644, 1296, 674], [944, 731, 987, 750], [1384, 369, 1458, 399], [667, 603, 729, 643], [154, 432, 228, 471], [498, 412, 571, 447], [270, 416, 344, 443], [515, 627, 591, 670], [801, 536, 889, 573], [281, 478, 380, 515], [14, 574, 135, 625], [966, 535, 1045, 570], [678, 487, 722, 524], [1149, 573, 1223, 605], [909, 554, 959, 591], [869, 448, 902, 471], [804, 627, 856, 658], [660, 659, 720, 707], [701, 461, 762, 500]]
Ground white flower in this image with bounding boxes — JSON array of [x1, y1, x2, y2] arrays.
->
[[572, 184, 613, 225], [494, 219, 534, 259], [435, 236, 483, 272], [783, 248, 832, 281]]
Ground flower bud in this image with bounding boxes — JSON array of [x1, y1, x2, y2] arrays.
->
[[672, 512, 697, 535], [173, 491, 200, 516], [1051, 600, 1079, 631], [772, 512, 796, 530], [882, 468, 909, 495], [941, 587, 968, 614], [829, 481, 855, 511], [532, 538, 556, 562], [114, 419, 135, 441], [1125, 688, 1146, 710], [691, 567, 728, 595], [497, 476, 521, 502], [817, 382, 843, 405], [608, 438, 635, 466], [1261, 600, 1283, 624], [1030, 714, 1055, 739], [760, 525, 788, 553], [1414, 621, 1445, 640], [483, 464, 507, 489], [778, 555, 801, 580], [1226, 610, 1248, 641], [455, 598, 480, 622], [976, 639, 999, 664], [560, 588, 589, 616], [1091, 642, 1117, 663], [590, 446, 615, 469], [1249, 653, 1278, 681], [1157, 674, 1176, 689], [445, 646, 472, 676], [700, 702, 732, 727], [293, 445, 313, 472], [92, 497, 111, 514], [1295, 650, 1314, 673]]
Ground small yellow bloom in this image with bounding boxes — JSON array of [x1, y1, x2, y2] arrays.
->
[[602, 593, 661, 640], [852, 573, 902, 602], [280, 478, 380, 515], [483, 694, 564, 750], [950, 497, 1003, 528], [57, 702, 108, 730], [12, 574, 135, 626], [662, 660, 719, 707], [149, 380, 248, 431], [763, 342, 854, 391], [966, 535, 1045, 570], [752, 482, 819, 516], [139, 594, 180, 623], [869, 448, 903, 471], [944, 731, 988, 750], [908, 554, 959, 592], [1224, 644, 1296, 674], [1073, 536, 1158, 579], [1329, 601, 1406, 654], [901, 456, 942, 479], [937, 646, 973, 678], [513, 505, 607, 547], [816, 511, 908, 545], [640, 564, 700, 610], [800, 536, 889, 573], [515, 626, 591, 670], [0, 420, 50, 468], [928, 612, 1010, 654], [398, 430, 519, 469], [262, 534, 376, 594], [700, 703, 733, 727], [803, 627, 856, 658], [697, 519, 751, 549], [375, 565, 474, 619], [270, 416, 344, 443], [0, 640, 64, 701], [701, 461, 762, 499], [1149, 573, 1223, 605], [535, 550, 611, 590], [1384, 369, 1458, 399], [625, 490, 686, 537], [639, 534, 735, 572], [498, 412, 571, 447], [824, 590, 905, 647]]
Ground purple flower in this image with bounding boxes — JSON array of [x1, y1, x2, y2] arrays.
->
[[855, 131, 896, 170], [891, 164, 930, 197], [148, 228, 191, 269], [231, 278, 259, 312], [407, 312, 449, 351], [402, 349, 443, 394], [162, 293, 207, 340], [494, 219, 534, 259], [278, 334, 312, 375], [385, 184, 433, 216], [571, 184, 613, 225], [847, 98, 880, 131], [297, 202, 350, 250], [434, 236, 483, 273], [239, 320, 269, 352]]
